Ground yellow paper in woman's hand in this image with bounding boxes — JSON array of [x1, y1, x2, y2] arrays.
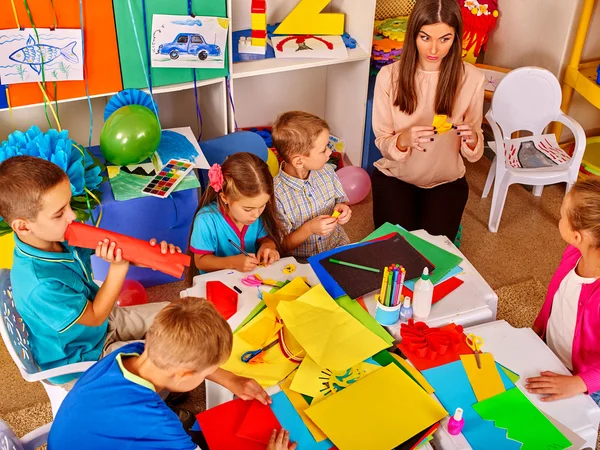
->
[[432, 114, 453, 134]]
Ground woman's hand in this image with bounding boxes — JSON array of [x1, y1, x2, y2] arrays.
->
[[396, 126, 436, 153], [455, 123, 478, 149]]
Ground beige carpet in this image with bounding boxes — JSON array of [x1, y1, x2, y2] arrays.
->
[[2, 155, 592, 445]]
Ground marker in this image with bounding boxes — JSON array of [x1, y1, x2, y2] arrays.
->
[[328, 259, 381, 273], [233, 285, 242, 294], [390, 268, 399, 306], [396, 266, 406, 306], [228, 239, 250, 257], [386, 269, 393, 306], [379, 267, 389, 305]]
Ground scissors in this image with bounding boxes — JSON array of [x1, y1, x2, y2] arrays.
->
[[241, 274, 280, 287], [465, 334, 484, 369], [241, 339, 280, 363]]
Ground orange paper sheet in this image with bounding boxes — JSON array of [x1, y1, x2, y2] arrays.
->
[[460, 353, 505, 402], [1, 0, 122, 107]]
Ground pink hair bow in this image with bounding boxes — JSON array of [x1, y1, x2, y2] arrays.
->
[[208, 164, 224, 192]]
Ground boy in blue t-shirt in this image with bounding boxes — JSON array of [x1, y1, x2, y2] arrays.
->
[[49, 298, 296, 450], [0, 156, 176, 386]]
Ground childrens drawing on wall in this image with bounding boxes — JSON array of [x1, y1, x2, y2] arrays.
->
[[151, 15, 229, 69], [272, 35, 348, 59], [0, 29, 83, 84]]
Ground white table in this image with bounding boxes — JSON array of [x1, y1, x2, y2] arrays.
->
[[363, 230, 497, 341], [433, 320, 600, 450]]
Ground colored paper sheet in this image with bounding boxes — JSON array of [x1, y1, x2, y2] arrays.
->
[[236, 400, 282, 445], [336, 295, 395, 346], [112, 0, 228, 89], [422, 360, 519, 450], [363, 223, 463, 285], [264, 277, 311, 316], [0, 84, 8, 109], [473, 387, 571, 450], [280, 378, 328, 443], [270, 391, 333, 450], [390, 353, 434, 394], [222, 309, 299, 386], [543, 413, 586, 450], [461, 353, 506, 401], [2, 0, 122, 107], [237, 315, 282, 348], [403, 276, 464, 305], [398, 323, 475, 371], [498, 363, 520, 384], [290, 355, 381, 404], [395, 423, 438, 450], [277, 284, 389, 370], [306, 364, 448, 450], [234, 301, 266, 333], [196, 399, 264, 450], [371, 350, 423, 387], [405, 265, 462, 290], [108, 166, 199, 201]]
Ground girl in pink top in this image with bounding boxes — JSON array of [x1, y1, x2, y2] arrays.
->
[[527, 178, 600, 404], [371, 0, 485, 240]]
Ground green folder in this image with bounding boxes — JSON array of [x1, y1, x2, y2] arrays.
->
[[113, 0, 229, 89], [362, 223, 463, 285]]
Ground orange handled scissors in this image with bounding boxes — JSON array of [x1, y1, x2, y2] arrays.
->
[[466, 334, 484, 369]]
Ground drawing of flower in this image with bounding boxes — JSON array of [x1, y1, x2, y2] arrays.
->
[[464, 0, 477, 9], [58, 61, 70, 79], [478, 4, 489, 15], [15, 64, 26, 81]]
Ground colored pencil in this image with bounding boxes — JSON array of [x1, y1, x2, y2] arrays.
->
[[228, 239, 250, 257], [328, 259, 381, 273], [379, 267, 389, 305]]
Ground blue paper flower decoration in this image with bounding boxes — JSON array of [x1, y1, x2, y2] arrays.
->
[[0, 126, 104, 235]]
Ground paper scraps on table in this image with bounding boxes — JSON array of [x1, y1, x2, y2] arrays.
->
[[290, 355, 381, 404], [221, 309, 299, 386], [398, 321, 474, 371], [263, 277, 311, 316], [306, 364, 447, 450], [277, 284, 389, 371], [280, 377, 328, 443], [460, 353, 506, 402], [236, 400, 282, 445], [270, 391, 333, 450], [422, 360, 519, 450], [473, 387, 572, 450]]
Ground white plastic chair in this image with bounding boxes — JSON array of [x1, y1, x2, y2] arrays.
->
[[0, 419, 51, 450], [481, 67, 586, 232], [0, 270, 95, 417]]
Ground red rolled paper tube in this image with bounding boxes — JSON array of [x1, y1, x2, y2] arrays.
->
[[64, 222, 191, 279]]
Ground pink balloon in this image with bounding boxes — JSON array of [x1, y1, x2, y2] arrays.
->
[[117, 280, 148, 307], [336, 166, 372, 205]]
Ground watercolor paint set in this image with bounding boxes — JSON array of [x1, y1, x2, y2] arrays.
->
[[141, 158, 194, 198]]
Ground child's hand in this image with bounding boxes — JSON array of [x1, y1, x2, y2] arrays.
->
[[525, 372, 587, 401], [96, 239, 129, 267], [267, 429, 297, 450], [308, 215, 338, 236], [227, 375, 271, 405], [149, 238, 182, 254], [257, 246, 280, 267], [334, 204, 352, 225], [232, 254, 259, 272]]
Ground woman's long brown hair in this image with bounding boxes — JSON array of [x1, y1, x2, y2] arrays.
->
[[185, 152, 282, 285], [393, 0, 464, 117]]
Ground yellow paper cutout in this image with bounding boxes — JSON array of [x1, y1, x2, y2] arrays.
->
[[263, 277, 311, 316], [0, 233, 14, 269], [432, 114, 453, 134], [280, 377, 328, 442], [390, 353, 434, 394], [276, 284, 389, 371], [290, 355, 381, 404], [237, 315, 282, 348], [274, 0, 345, 36], [460, 353, 506, 402], [107, 166, 120, 178], [221, 309, 298, 387], [306, 364, 448, 450]]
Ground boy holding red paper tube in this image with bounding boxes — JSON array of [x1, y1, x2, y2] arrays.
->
[[0, 156, 271, 403]]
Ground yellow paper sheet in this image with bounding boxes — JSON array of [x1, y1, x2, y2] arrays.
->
[[306, 364, 448, 450], [237, 315, 283, 348], [460, 353, 505, 402], [263, 277, 311, 316], [290, 355, 381, 404], [390, 353, 435, 394], [280, 377, 328, 442], [221, 309, 298, 386], [277, 284, 389, 370]]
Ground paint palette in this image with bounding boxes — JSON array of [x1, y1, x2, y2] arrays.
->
[[141, 158, 194, 198]]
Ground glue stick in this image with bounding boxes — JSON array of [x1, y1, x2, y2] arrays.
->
[[400, 296, 412, 322]]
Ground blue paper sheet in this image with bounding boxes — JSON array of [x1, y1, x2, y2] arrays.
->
[[422, 360, 521, 450], [0, 85, 8, 110], [270, 391, 333, 450], [404, 265, 463, 291]]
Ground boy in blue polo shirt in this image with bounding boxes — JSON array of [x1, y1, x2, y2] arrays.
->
[[49, 298, 296, 450]]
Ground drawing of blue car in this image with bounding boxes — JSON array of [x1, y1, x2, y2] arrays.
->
[[158, 33, 221, 61]]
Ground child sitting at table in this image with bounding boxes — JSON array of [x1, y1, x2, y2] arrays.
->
[[528, 178, 600, 404], [48, 297, 296, 450], [188, 152, 281, 276]]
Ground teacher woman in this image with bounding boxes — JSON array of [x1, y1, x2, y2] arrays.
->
[[371, 0, 485, 241]]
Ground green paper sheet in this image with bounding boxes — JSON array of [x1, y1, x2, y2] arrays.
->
[[363, 223, 463, 284], [335, 295, 395, 346], [113, 0, 229, 89], [498, 363, 520, 384], [473, 387, 572, 450]]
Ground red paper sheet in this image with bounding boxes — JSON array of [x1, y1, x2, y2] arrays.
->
[[402, 276, 464, 305], [64, 222, 190, 278], [236, 400, 282, 445], [398, 322, 474, 371], [196, 399, 266, 450]]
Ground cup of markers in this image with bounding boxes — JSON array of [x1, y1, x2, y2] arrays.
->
[[375, 264, 406, 326]]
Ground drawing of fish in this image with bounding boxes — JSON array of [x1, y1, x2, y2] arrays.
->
[[8, 35, 79, 74]]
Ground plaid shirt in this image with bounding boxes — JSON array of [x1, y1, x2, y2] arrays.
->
[[274, 163, 350, 258]]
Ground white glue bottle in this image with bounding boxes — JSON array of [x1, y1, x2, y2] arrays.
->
[[413, 267, 434, 321]]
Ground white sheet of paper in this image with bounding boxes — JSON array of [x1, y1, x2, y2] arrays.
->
[[272, 35, 348, 59], [150, 15, 229, 69], [0, 28, 83, 84]]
